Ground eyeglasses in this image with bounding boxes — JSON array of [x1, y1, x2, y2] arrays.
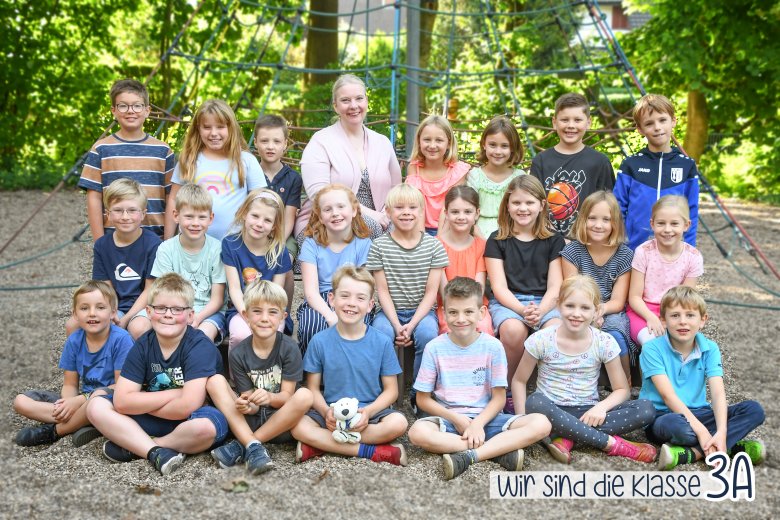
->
[[114, 103, 147, 113], [149, 305, 191, 315], [108, 208, 142, 217]]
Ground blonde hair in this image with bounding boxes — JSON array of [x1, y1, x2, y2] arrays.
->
[[495, 175, 554, 240], [304, 184, 370, 246], [409, 115, 458, 165], [651, 195, 690, 223], [559, 275, 601, 311], [660, 285, 707, 318], [174, 182, 213, 212], [147, 273, 195, 308], [230, 188, 286, 267], [477, 115, 523, 166], [633, 94, 675, 125], [72, 280, 118, 313], [569, 191, 626, 246], [103, 178, 147, 210], [178, 99, 248, 186], [331, 74, 367, 105], [243, 278, 288, 311], [332, 265, 375, 294], [385, 183, 425, 209]]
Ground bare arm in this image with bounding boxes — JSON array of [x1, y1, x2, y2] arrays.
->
[[537, 258, 563, 318], [561, 258, 579, 280], [118, 279, 153, 329], [163, 183, 181, 240], [150, 378, 209, 420], [283, 205, 297, 240], [627, 269, 656, 322], [86, 190, 105, 242], [301, 261, 337, 326], [193, 283, 225, 328], [373, 269, 402, 332], [603, 271, 630, 315], [405, 267, 443, 331], [113, 376, 180, 416], [704, 376, 728, 454], [225, 265, 245, 315], [510, 352, 537, 415], [651, 373, 712, 445], [362, 374, 399, 419]]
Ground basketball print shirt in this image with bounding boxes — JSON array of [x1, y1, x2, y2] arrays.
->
[[171, 151, 266, 239], [531, 146, 615, 236]]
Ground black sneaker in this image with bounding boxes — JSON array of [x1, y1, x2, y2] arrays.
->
[[245, 442, 274, 475], [211, 439, 245, 469], [491, 448, 525, 471], [72, 426, 102, 447], [15, 423, 59, 447], [149, 447, 186, 476], [102, 440, 140, 463], [442, 451, 473, 480]]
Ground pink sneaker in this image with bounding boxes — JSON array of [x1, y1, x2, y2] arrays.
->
[[295, 441, 325, 463], [607, 436, 657, 463], [545, 437, 574, 464], [370, 443, 408, 466]]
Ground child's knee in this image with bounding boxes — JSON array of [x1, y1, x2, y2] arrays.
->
[[290, 388, 314, 410], [499, 320, 528, 343], [85, 395, 112, 423], [188, 418, 218, 443], [128, 316, 151, 339], [12, 394, 31, 414], [526, 413, 553, 437], [408, 420, 436, 447]]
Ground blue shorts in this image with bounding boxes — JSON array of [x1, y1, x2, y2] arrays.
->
[[416, 412, 521, 441], [306, 407, 402, 428], [488, 293, 560, 332], [201, 311, 227, 344], [101, 394, 228, 447], [22, 389, 60, 403]]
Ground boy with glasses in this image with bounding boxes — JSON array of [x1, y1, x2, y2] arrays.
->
[[86, 273, 228, 476], [78, 79, 175, 240]]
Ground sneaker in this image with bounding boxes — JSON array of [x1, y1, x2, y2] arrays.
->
[[295, 441, 325, 463], [149, 447, 186, 476], [658, 443, 697, 470], [211, 439, 245, 469], [245, 442, 274, 475], [544, 437, 574, 464], [491, 448, 524, 471], [730, 439, 766, 466], [608, 436, 656, 463], [71, 426, 102, 448], [102, 440, 140, 463], [371, 443, 408, 466], [503, 397, 515, 415], [15, 423, 58, 447], [442, 451, 473, 480]]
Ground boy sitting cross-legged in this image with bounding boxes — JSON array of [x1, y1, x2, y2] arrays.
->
[[14, 281, 133, 447], [86, 273, 228, 476], [291, 265, 409, 466], [207, 279, 313, 474], [408, 277, 552, 480], [640, 286, 766, 470]]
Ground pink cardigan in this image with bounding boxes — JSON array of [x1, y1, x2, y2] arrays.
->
[[294, 122, 402, 236]]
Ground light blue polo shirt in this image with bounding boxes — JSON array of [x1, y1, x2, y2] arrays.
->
[[639, 332, 723, 412]]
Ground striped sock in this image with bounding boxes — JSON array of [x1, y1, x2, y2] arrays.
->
[[358, 443, 376, 459]]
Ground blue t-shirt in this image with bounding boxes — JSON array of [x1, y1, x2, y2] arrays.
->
[[121, 326, 220, 391], [59, 325, 134, 393], [221, 235, 293, 293], [639, 332, 724, 412], [303, 326, 402, 407], [298, 236, 372, 293], [92, 229, 161, 313]]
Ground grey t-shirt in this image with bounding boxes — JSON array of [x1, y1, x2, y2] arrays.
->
[[230, 332, 303, 394]]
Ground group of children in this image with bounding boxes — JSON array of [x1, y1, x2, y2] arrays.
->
[[12, 78, 765, 480]]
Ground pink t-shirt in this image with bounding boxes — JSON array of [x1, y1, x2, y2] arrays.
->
[[406, 160, 470, 229], [632, 239, 704, 304]]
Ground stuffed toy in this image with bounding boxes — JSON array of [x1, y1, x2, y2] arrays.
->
[[330, 397, 363, 444]]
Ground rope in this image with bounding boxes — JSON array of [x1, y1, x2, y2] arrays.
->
[[0, 226, 89, 271]]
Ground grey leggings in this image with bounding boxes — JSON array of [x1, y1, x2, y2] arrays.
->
[[525, 392, 656, 450]]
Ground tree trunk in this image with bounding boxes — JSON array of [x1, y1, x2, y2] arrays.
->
[[684, 89, 708, 161], [418, 1, 437, 113], [304, 0, 339, 88]]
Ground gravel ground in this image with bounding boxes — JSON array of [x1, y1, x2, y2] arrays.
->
[[0, 190, 777, 519]]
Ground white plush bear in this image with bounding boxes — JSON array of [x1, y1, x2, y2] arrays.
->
[[330, 397, 363, 444]]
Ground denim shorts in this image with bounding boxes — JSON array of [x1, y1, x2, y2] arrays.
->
[[306, 407, 402, 428], [23, 389, 60, 403], [488, 293, 561, 332], [101, 394, 228, 447], [416, 412, 521, 441], [244, 406, 293, 444], [201, 311, 227, 344]]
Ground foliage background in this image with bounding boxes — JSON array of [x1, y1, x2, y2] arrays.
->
[[1, 0, 777, 201]]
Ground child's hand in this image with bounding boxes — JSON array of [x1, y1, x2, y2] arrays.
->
[[191, 315, 202, 329], [325, 311, 339, 327], [112, 314, 122, 325], [349, 408, 370, 432], [117, 315, 130, 329], [52, 395, 84, 423], [324, 407, 338, 431], [523, 303, 541, 327], [395, 324, 413, 347], [595, 305, 605, 328], [246, 389, 271, 407], [451, 414, 472, 435], [579, 406, 607, 427], [646, 315, 665, 337], [702, 430, 727, 456], [235, 396, 255, 415], [461, 423, 486, 449]]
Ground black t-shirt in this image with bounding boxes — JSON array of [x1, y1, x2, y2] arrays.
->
[[485, 232, 565, 297], [530, 146, 615, 236]]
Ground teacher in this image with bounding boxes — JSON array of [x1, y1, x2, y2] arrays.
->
[[294, 74, 402, 240]]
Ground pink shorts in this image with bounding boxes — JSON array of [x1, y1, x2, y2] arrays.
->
[[627, 301, 661, 344]]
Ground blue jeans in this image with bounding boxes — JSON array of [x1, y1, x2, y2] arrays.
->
[[372, 309, 438, 395], [417, 413, 520, 441], [646, 400, 765, 452]]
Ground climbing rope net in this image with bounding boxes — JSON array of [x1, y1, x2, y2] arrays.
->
[[1, 0, 778, 303]]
